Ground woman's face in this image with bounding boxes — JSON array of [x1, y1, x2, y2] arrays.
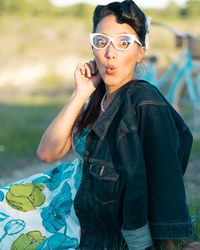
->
[[92, 15, 145, 92]]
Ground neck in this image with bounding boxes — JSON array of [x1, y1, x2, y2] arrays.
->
[[102, 90, 117, 111], [104, 77, 134, 99], [104, 87, 118, 100]]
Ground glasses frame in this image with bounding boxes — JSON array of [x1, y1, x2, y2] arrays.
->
[[90, 33, 142, 51]]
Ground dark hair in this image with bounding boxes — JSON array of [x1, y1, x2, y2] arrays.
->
[[75, 0, 147, 135], [75, 80, 105, 135], [93, 0, 147, 46]]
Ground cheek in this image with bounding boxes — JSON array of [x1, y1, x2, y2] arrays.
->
[[93, 51, 104, 70], [120, 52, 138, 69], [93, 50, 102, 60]]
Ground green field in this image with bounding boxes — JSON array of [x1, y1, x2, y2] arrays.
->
[[0, 92, 69, 168]]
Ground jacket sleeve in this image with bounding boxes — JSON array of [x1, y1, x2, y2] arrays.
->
[[137, 101, 193, 239], [117, 105, 154, 249]]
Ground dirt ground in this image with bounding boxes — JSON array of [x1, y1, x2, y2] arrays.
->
[[0, 149, 75, 186]]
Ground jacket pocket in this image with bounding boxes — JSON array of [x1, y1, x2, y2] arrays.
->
[[89, 164, 119, 205]]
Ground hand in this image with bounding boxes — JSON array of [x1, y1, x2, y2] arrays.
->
[[74, 60, 102, 98]]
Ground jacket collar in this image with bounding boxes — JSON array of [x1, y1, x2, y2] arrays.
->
[[91, 80, 135, 140]]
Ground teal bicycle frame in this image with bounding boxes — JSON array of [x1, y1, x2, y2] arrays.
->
[[142, 22, 200, 107]]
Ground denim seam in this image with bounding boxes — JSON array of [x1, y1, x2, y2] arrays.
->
[[120, 118, 129, 133], [149, 221, 194, 239], [84, 158, 114, 168], [150, 221, 192, 226], [118, 119, 130, 142], [117, 127, 138, 146], [138, 100, 167, 106]]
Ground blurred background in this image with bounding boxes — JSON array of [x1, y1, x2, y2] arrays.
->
[[0, 0, 200, 216]]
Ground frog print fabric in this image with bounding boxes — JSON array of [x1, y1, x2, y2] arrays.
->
[[0, 129, 87, 250]]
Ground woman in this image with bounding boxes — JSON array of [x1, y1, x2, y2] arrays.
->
[[38, 1, 199, 249], [0, 0, 198, 249]]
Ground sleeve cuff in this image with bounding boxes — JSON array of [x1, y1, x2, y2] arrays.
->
[[121, 223, 153, 250]]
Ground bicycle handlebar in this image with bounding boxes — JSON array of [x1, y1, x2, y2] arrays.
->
[[151, 21, 200, 59], [151, 21, 200, 48], [151, 21, 199, 39], [152, 21, 185, 37]]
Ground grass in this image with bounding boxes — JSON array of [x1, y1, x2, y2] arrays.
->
[[190, 138, 200, 161], [189, 199, 200, 239], [0, 90, 71, 169]]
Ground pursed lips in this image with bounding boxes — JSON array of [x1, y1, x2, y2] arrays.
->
[[105, 64, 117, 74]]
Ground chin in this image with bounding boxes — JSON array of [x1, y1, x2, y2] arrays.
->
[[102, 75, 119, 86]]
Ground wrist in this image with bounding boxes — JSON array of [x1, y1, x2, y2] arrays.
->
[[73, 89, 92, 102]]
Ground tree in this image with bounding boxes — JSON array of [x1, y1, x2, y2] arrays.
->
[[0, 0, 5, 13], [0, 0, 55, 15], [165, 1, 181, 17], [182, 0, 200, 17], [3, 0, 28, 13]]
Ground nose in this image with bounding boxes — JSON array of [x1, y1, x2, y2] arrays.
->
[[105, 42, 117, 60]]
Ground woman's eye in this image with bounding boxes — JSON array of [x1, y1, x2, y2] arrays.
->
[[96, 38, 107, 48], [120, 40, 130, 48]]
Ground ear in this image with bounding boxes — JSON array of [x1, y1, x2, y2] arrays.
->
[[136, 46, 146, 63]]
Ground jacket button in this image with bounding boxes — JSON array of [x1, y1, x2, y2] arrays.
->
[[84, 150, 89, 156]]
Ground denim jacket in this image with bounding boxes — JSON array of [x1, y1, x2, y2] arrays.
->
[[74, 80, 193, 249]]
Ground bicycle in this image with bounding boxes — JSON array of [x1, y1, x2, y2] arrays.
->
[[141, 21, 200, 135], [142, 21, 200, 106]]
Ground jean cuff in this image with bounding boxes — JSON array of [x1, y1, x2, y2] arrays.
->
[[149, 220, 194, 239], [121, 222, 153, 250]]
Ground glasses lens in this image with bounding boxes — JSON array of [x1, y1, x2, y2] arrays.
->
[[114, 35, 132, 50], [92, 34, 109, 49]]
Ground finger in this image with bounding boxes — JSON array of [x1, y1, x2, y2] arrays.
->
[[84, 63, 92, 78], [76, 63, 86, 76]]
